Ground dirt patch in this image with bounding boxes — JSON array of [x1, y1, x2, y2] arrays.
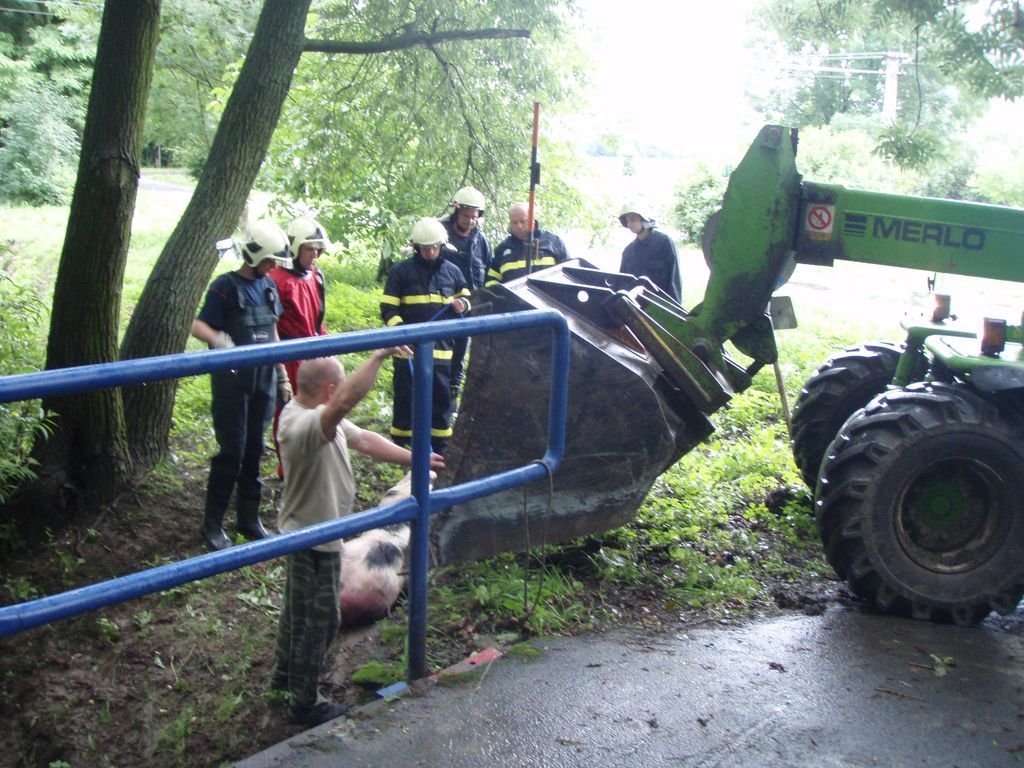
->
[[0, 467, 843, 768]]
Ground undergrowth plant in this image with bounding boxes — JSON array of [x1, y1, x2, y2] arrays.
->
[[0, 267, 53, 506]]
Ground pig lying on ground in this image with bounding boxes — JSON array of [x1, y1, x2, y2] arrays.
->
[[339, 472, 432, 627]]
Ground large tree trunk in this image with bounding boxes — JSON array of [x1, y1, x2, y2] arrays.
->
[[120, 0, 311, 468], [35, 0, 161, 522]]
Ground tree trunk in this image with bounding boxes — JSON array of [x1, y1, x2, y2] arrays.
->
[[120, 0, 312, 469], [37, 0, 161, 518]]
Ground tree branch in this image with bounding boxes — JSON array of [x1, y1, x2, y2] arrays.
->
[[303, 27, 529, 55]]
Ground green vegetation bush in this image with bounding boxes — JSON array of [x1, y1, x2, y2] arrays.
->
[[0, 267, 52, 505], [670, 162, 728, 245], [0, 84, 79, 205]]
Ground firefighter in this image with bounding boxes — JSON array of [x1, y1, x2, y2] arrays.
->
[[440, 186, 491, 403], [380, 217, 471, 454], [486, 202, 569, 285], [269, 216, 330, 478], [618, 204, 682, 303], [273, 216, 330, 388], [191, 220, 291, 550]]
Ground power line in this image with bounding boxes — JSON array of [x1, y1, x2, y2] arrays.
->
[[813, 51, 905, 60], [779, 65, 884, 76]]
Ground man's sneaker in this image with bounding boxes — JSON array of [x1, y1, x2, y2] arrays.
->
[[287, 701, 349, 726]]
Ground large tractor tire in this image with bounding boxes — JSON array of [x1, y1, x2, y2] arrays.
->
[[816, 382, 1024, 625], [791, 342, 906, 489]]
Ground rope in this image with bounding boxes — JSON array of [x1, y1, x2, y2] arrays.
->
[[521, 458, 556, 617]]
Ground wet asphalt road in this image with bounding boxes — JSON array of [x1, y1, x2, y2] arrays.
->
[[235, 605, 1024, 768]]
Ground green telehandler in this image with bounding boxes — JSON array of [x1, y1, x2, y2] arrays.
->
[[437, 124, 1024, 626]]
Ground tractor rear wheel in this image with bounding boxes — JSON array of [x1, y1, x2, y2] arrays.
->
[[791, 342, 906, 489], [816, 382, 1024, 625]]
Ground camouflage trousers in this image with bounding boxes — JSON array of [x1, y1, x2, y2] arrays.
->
[[272, 548, 341, 713]]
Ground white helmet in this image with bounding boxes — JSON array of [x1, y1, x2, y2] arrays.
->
[[287, 216, 330, 255], [410, 217, 449, 247], [618, 204, 655, 228], [240, 220, 290, 268], [450, 186, 486, 215]]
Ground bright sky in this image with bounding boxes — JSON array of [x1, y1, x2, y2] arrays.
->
[[574, 0, 764, 159]]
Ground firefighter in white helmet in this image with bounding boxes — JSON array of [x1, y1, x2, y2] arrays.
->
[[190, 220, 290, 550], [440, 186, 491, 404], [268, 216, 331, 479], [380, 217, 471, 454], [618, 203, 682, 303]]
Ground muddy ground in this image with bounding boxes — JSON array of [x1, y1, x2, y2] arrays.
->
[[0, 467, 844, 768]]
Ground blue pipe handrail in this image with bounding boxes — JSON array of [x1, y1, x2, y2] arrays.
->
[[0, 309, 571, 681]]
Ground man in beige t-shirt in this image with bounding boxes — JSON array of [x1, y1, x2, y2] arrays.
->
[[271, 349, 444, 727]]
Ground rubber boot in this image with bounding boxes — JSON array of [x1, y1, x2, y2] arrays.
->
[[237, 496, 270, 540], [202, 503, 231, 551]]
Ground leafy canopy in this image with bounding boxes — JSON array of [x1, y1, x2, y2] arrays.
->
[[0, 1, 97, 204], [144, 0, 263, 171], [258, 0, 588, 259]]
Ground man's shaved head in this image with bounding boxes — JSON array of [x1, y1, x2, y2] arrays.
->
[[296, 357, 344, 396]]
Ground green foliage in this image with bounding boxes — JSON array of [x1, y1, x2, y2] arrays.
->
[[144, 0, 262, 171], [153, 705, 193, 762], [3, 573, 39, 602], [260, 0, 589, 263], [0, 269, 52, 503], [0, 10, 96, 205], [0, 11, 96, 205], [351, 658, 404, 687], [0, 82, 80, 204], [670, 161, 727, 245], [902, 0, 1024, 99], [591, 393, 818, 613], [319, 253, 384, 328], [169, 375, 216, 464], [874, 123, 943, 170], [431, 554, 591, 636]]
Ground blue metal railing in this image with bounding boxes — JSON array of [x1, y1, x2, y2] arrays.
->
[[0, 309, 571, 680]]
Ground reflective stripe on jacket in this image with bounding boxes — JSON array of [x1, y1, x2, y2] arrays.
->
[[486, 225, 568, 286], [380, 253, 471, 356]]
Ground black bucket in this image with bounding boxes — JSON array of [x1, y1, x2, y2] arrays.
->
[[432, 260, 714, 564]]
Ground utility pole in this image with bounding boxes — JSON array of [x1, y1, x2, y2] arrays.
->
[[881, 51, 908, 125]]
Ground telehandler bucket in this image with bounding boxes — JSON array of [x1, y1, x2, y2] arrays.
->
[[432, 259, 722, 564]]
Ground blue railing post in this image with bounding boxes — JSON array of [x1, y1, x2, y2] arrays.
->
[[408, 341, 434, 681]]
